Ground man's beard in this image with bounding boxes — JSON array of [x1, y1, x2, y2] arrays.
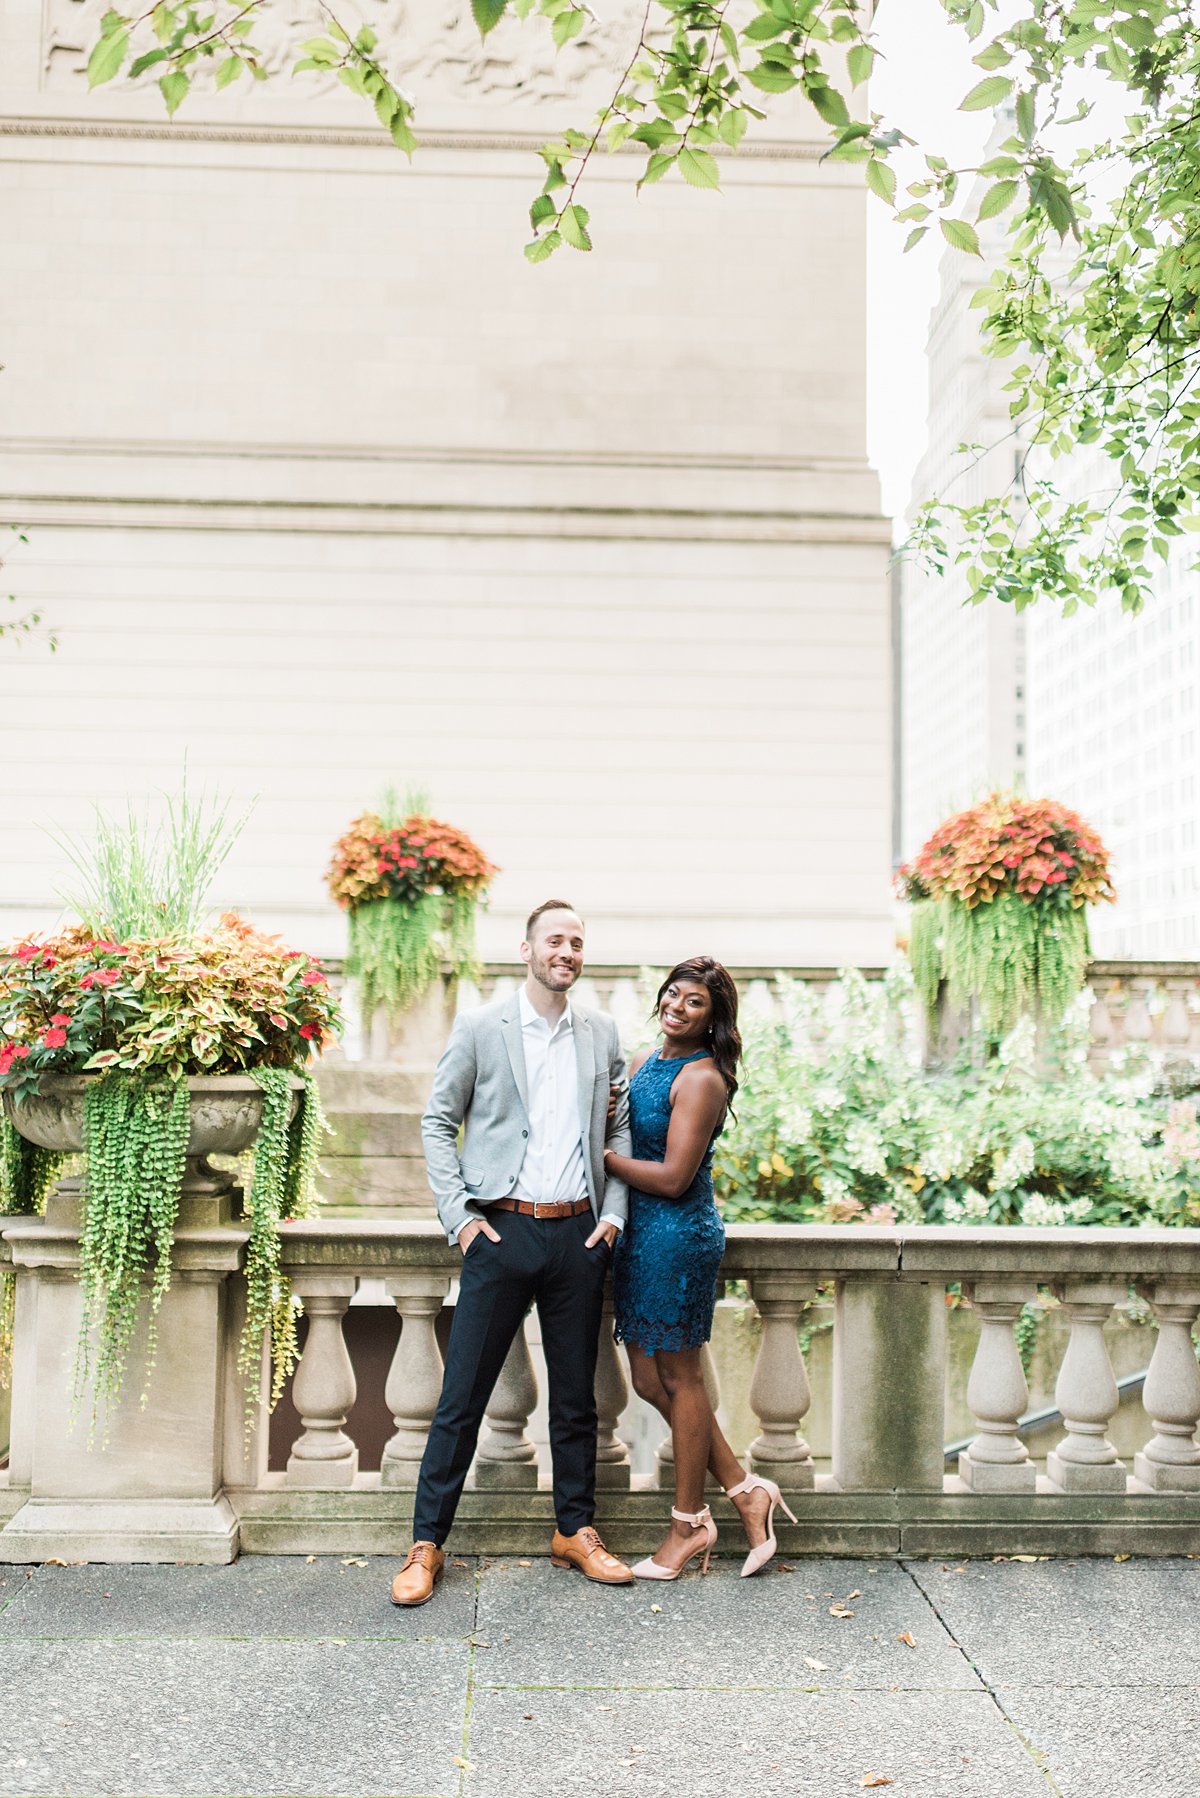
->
[[529, 948, 579, 991]]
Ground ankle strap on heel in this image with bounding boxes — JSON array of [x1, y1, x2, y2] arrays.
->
[[670, 1504, 713, 1527]]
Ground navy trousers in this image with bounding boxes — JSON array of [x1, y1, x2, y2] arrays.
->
[[412, 1207, 611, 1545]]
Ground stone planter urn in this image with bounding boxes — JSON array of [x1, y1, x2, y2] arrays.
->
[[0, 1073, 299, 1565]]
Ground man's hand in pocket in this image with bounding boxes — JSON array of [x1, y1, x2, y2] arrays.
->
[[585, 1220, 618, 1251], [607, 1085, 619, 1124], [459, 1217, 502, 1255]]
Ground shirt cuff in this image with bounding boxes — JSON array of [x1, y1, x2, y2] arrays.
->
[[598, 1212, 624, 1234]]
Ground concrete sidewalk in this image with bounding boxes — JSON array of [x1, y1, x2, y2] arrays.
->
[[0, 1552, 1193, 1797]]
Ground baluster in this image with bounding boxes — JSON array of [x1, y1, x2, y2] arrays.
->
[[475, 1314, 539, 1489], [1087, 980, 1116, 1071], [657, 1343, 722, 1489], [286, 1276, 359, 1488], [1133, 1282, 1200, 1491], [381, 1272, 450, 1488], [958, 1281, 1038, 1492], [1045, 1281, 1128, 1492], [594, 1292, 631, 1489], [747, 1275, 817, 1488], [1123, 979, 1154, 1047], [1162, 979, 1194, 1053]]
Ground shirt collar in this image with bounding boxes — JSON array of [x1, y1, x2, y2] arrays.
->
[[519, 987, 573, 1036]]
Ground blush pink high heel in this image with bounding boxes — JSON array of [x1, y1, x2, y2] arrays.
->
[[725, 1468, 798, 1578], [631, 1505, 718, 1580]]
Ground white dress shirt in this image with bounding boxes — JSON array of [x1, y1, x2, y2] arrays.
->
[[505, 988, 622, 1233]]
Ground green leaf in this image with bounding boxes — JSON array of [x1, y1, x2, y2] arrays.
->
[[552, 7, 584, 45], [972, 40, 1011, 70], [472, 0, 508, 36], [390, 114, 416, 156], [560, 202, 592, 250], [746, 61, 798, 92], [159, 69, 190, 115], [941, 216, 982, 255], [214, 54, 243, 88], [959, 74, 1013, 111], [903, 225, 927, 251], [128, 46, 169, 77], [374, 85, 398, 127], [86, 20, 130, 88], [718, 107, 749, 149], [638, 150, 676, 188], [846, 42, 874, 86], [807, 82, 850, 125], [524, 229, 562, 262], [864, 158, 895, 205], [977, 177, 1018, 220], [1015, 88, 1035, 141], [678, 145, 720, 190], [744, 13, 789, 38], [529, 192, 556, 228]]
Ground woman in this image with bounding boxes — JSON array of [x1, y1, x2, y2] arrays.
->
[[605, 956, 796, 1580]]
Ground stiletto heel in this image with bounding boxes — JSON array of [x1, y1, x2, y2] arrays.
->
[[631, 1505, 718, 1581], [724, 1465, 797, 1578]]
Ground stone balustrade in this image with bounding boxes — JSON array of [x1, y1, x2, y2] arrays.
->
[[324, 959, 1200, 1072], [6, 1218, 1198, 1562]]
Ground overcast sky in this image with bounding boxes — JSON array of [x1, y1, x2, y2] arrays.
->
[[865, 0, 993, 523]]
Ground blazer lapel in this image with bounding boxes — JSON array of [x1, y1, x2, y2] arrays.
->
[[501, 1005, 530, 1115], [574, 1009, 595, 1146]]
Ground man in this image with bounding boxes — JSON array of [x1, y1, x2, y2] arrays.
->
[[390, 898, 636, 1604]]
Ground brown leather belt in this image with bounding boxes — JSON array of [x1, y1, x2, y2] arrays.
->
[[491, 1197, 592, 1220]]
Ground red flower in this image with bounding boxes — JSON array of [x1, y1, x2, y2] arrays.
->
[[50, 1013, 71, 1026], [299, 1022, 319, 1039], [300, 970, 326, 986], [11, 1045, 30, 1059], [42, 956, 57, 969], [15, 943, 39, 962], [42, 1027, 67, 1048], [93, 968, 120, 987]]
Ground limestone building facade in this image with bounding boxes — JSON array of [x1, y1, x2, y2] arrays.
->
[[0, 0, 892, 967]]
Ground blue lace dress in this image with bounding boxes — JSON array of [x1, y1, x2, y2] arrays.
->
[[612, 1048, 726, 1354]]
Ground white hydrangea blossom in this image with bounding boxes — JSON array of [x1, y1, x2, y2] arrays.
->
[[845, 1119, 888, 1176], [992, 1133, 1036, 1190]]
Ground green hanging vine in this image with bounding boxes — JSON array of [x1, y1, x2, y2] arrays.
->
[[0, 1114, 66, 1386], [78, 1072, 191, 1413], [347, 891, 444, 1024], [243, 1068, 326, 1411], [897, 794, 1114, 1038]]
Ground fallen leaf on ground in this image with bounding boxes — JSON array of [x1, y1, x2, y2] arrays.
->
[[1114, 1553, 1131, 1562], [340, 1557, 367, 1568], [847, 1589, 862, 1599], [775, 1561, 795, 1572], [803, 1657, 829, 1671], [304, 1555, 316, 1564], [896, 1631, 917, 1648], [829, 1603, 855, 1618], [861, 1776, 894, 1788], [453, 1756, 475, 1771], [522, 1714, 533, 1721], [43, 1559, 68, 1567], [649, 1603, 663, 1613], [453, 1559, 468, 1568], [468, 1638, 491, 1648]]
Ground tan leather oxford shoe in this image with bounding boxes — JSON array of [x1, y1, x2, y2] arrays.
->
[[550, 1526, 635, 1585], [390, 1541, 445, 1606]]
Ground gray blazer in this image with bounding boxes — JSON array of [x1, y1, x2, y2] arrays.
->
[[421, 993, 632, 1244]]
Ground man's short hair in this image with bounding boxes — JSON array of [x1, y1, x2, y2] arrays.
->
[[524, 898, 582, 941]]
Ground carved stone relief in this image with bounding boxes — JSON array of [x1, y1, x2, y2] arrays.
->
[[41, 0, 640, 111]]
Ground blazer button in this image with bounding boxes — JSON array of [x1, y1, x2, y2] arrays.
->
[[522, 1129, 529, 1138]]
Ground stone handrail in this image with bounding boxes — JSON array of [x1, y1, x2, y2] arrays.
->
[[6, 1216, 1200, 1561]]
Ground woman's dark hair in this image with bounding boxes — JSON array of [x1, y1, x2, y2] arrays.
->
[[654, 956, 742, 1106]]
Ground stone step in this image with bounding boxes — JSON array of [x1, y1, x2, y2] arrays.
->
[[315, 1065, 434, 1111], [323, 1110, 425, 1158], [318, 1153, 432, 1209]]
